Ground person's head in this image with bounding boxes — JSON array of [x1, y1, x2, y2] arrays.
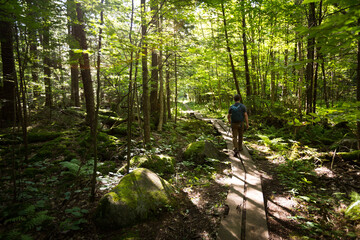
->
[[233, 94, 241, 102]]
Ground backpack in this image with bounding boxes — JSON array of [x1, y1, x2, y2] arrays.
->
[[230, 104, 245, 123]]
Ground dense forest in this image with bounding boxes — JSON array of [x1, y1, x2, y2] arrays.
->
[[0, 0, 359, 239]]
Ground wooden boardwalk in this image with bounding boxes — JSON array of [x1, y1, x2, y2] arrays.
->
[[186, 108, 269, 240]]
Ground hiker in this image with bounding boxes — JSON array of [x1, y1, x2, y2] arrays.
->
[[227, 94, 249, 153]]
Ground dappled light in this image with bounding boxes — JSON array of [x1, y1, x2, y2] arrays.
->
[[1, 0, 360, 239]]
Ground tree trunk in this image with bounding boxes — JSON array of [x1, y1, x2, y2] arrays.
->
[[221, 2, 242, 101], [357, 18, 360, 149], [68, 0, 80, 107], [241, 0, 251, 97], [166, 53, 171, 120], [270, 50, 276, 102], [175, 53, 178, 124], [0, 21, 16, 127], [15, 24, 29, 163], [141, 0, 151, 145], [75, 3, 95, 129], [29, 31, 40, 101], [305, 2, 316, 114], [297, 38, 304, 116], [43, 25, 52, 108], [150, 1, 159, 115], [91, 0, 104, 202], [157, 50, 164, 131], [126, 0, 135, 175]]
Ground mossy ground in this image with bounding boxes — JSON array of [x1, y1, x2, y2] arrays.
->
[[0, 106, 230, 240]]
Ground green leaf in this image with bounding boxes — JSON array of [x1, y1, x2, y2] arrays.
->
[[302, 0, 321, 4]]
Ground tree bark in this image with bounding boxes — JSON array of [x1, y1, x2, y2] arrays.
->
[[91, 0, 104, 202], [43, 25, 52, 108], [141, 0, 151, 145], [0, 21, 16, 127], [126, 0, 135, 174], [357, 18, 360, 149], [166, 53, 171, 120], [270, 50, 276, 102], [241, 0, 251, 97], [67, 0, 80, 107], [75, 3, 95, 128], [174, 53, 178, 124], [150, 1, 159, 115], [221, 2, 242, 101], [157, 50, 164, 131], [305, 2, 316, 114]]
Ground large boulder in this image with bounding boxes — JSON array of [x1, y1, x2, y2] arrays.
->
[[117, 154, 175, 177], [94, 168, 174, 229], [183, 140, 226, 163]]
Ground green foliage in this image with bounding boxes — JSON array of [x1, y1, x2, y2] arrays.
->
[[27, 131, 61, 143], [345, 192, 360, 221], [60, 158, 95, 177], [60, 207, 88, 231], [2, 204, 54, 240]]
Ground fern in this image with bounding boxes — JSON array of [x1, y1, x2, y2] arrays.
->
[[4, 216, 26, 225], [24, 210, 54, 231], [345, 192, 360, 220]]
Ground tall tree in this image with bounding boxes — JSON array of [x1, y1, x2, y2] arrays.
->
[[0, 21, 16, 126], [221, 2, 242, 101], [75, 3, 95, 129], [357, 18, 360, 149], [67, 0, 80, 107], [141, 0, 151, 145], [43, 23, 52, 108], [150, 0, 159, 115], [240, 0, 251, 98], [305, 2, 316, 114]]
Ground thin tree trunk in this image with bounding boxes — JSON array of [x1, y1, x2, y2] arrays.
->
[[166, 53, 171, 120], [126, 0, 135, 174], [141, 0, 151, 145], [175, 53, 178, 124], [305, 2, 316, 114], [91, 0, 104, 202], [270, 50, 276, 102], [150, 1, 159, 115], [0, 21, 16, 126], [75, 2, 95, 132], [43, 25, 52, 109], [157, 49, 164, 131], [357, 18, 360, 149], [241, 0, 251, 97], [221, 2, 242, 101], [15, 24, 29, 163], [297, 38, 304, 116]]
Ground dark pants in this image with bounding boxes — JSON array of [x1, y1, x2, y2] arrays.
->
[[231, 122, 244, 151]]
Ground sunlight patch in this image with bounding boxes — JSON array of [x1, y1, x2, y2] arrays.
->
[[314, 166, 335, 178]]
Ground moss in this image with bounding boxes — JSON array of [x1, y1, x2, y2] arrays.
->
[[95, 168, 174, 228], [27, 131, 61, 143], [338, 150, 360, 161], [183, 141, 205, 160], [118, 155, 175, 177]]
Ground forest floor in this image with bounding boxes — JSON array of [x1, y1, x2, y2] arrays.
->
[[0, 103, 359, 239]]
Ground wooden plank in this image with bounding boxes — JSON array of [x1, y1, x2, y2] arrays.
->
[[240, 148, 269, 240], [218, 155, 245, 240]]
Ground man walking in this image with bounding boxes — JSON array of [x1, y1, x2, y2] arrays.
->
[[227, 94, 249, 154]]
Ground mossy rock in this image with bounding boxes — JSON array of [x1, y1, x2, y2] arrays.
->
[[183, 140, 226, 163], [118, 154, 175, 177], [94, 168, 174, 229], [28, 131, 61, 143]]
